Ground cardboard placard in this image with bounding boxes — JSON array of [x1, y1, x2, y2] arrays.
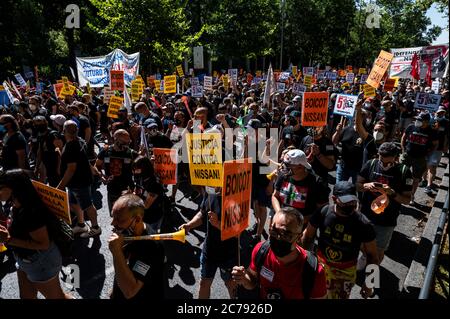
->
[[32, 181, 71, 224], [107, 96, 123, 119], [301, 92, 329, 127], [366, 50, 394, 89], [153, 148, 177, 185]]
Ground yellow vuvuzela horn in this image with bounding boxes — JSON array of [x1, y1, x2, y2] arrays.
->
[[123, 228, 185, 243]]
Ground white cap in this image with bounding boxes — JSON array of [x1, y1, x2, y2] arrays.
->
[[50, 114, 66, 126], [283, 149, 312, 170]]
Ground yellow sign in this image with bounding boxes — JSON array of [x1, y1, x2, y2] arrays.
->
[[366, 50, 394, 89], [107, 96, 123, 119], [0, 85, 4, 90], [164, 75, 177, 94], [32, 180, 71, 224], [186, 133, 223, 187], [61, 76, 69, 86], [136, 75, 145, 86], [292, 66, 297, 77], [358, 68, 366, 75], [176, 65, 184, 77], [363, 84, 376, 97], [131, 80, 140, 102], [304, 74, 313, 88], [154, 80, 161, 93], [223, 75, 229, 91], [213, 71, 218, 78], [391, 76, 400, 87], [58, 84, 76, 99]]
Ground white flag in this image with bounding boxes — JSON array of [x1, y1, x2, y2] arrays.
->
[[123, 88, 132, 114], [263, 64, 275, 107]]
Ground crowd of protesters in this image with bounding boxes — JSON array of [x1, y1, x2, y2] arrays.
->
[[0, 67, 448, 300]]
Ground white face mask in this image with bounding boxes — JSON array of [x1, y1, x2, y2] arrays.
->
[[373, 131, 384, 141], [29, 104, 37, 111], [415, 120, 423, 128]]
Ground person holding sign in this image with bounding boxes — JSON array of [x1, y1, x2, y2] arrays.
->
[[232, 207, 327, 299], [0, 169, 71, 299], [179, 189, 238, 299]]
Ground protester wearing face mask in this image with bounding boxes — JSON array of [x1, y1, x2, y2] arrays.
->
[[400, 112, 438, 204], [135, 102, 163, 131], [422, 106, 449, 195], [142, 119, 173, 155], [277, 110, 307, 156], [28, 96, 47, 118], [109, 194, 165, 300], [302, 181, 379, 299], [357, 142, 412, 263], [232, 207, 327, 299], [96, 129, 138, 215], [0, 114, 29, 170], [272, 149, 329, 227]]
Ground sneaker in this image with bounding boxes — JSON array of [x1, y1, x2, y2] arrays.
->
[[424, 186, 433, 195], [80, 227, 102, 238], [409, 199, 415, 206], [72, 224, 89, 235]]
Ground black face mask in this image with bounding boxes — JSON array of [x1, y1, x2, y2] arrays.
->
[[337, 204, 357, 216], [269, 236, 293, 258]]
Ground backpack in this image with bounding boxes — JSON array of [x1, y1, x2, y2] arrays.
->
[[368, 158, 408, 180], [46, 212, 74, 258], [254, 240, 318, 299]]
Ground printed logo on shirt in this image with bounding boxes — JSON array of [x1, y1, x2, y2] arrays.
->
[[325, 246, 343, 262], [132, 260, 150, 277], [408, 132, 429, 146], [280, 182, 308, 209], [260, 266, 275, 282]]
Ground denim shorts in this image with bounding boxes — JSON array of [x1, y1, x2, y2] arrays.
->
[[68, 186, 94, 211], [15, 242, 62, 283], [373, 225, 395, 251], [427, 150, 443, 167], [200, 252, 235, 281]]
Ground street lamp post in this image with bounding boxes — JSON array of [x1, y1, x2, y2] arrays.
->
[[280, 0, 286, 70]]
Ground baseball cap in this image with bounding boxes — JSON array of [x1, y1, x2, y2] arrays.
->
[[283, 149, 312, 170], [50, 114, 66, 126], [436, 106, 446, 114], [333, 181, 358, 204], [416, 112, 431, 122], [293, 95, 302, 102], [143, 118, 158, 129]]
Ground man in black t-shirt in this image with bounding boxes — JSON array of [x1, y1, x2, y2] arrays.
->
[[400, 112, 438, 204], [57, 120, 101, 238], [0, 114, 29, 170], [357, 142, 412, 262], [272, 149, 329, 226], [303, 181, 379, 299], [277, 111, 307, 155], [143, 119, 173, 155], [67, 104, 94, 158], [179, 190, 238, 299], [96, 129, 138, 214], [109, 194, 165, 300]]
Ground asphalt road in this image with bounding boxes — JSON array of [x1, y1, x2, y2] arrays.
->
[[0, 156, 448, 299]]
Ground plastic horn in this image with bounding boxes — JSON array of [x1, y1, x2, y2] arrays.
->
[[123, 228, 185, 243]]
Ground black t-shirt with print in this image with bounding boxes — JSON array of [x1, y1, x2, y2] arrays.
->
[[60, 138, 93, 188], [111, 224, 165, 300], [359, 159, 413, 226], [404, 124, 437, 158], [8, 206, 48, 259], [310, 205, 376, 264], [133, 176, 165, 225], [97, 146, 138, 194], [435, 117, 449, 151], [339, 126, 365, 171], [299, 135, 338, 180], [201, 193, 238, 263], [274, 173, 329, 217], [1, 132, 29, 170]]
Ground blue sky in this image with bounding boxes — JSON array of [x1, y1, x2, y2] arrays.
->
[[427, 3, 449, 45]]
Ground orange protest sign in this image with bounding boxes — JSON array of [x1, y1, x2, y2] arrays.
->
[[153, 148, 177, 185], [383, 78, 396, 92], [110, 70, 125, 91], [246, 73, 253, 84], [338, 69, 347, 77], [32, 180, 71, 224], [301, 92, 329, 127], [366, 50, 394, 89], [221, 159, 252, 241]]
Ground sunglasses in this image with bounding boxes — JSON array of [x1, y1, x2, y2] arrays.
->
[[269, 225, 301, 242]]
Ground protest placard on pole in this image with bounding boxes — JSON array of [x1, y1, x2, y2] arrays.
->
[[176, 65, 185, 77], [363, 84, 376, 98], [301, 92, 329, 127], [203, 76, 213, 91], [223, 75, 229, 91], [15, 73, 26, 87], [131, 80, 140, 101], [346, 72, 355, 83], [110, 70, 125, 91], [431, 80, 440, 93], [221, 159, 252, 241], [191, 85, 203, 98], [383, 78, 396, 92], [303, 67, 314, 75], [191, 77, 200, 86], [153, 148, 177, 185], [193, 46, 204, 69], [304, 74, 313, 88], [228, 69, 238, 84], [154, 80, 161, 93], [31, 180, 71, 224], [103, 87, 114, 105], [360, 74, 368, 84], [414, 93, 441, 112], [366, 50, 394, 89], [292, 66, 298, 76], [107, 96, 123, 119], [333, 94, 358, 118], [358, 68, 366, 75], [2, 81, 15, 103], [326, 71, 337, 80], [164, 75, 177, 94], [186, 132, 223, 187], [276, 82, 286, 93], [292, 83, 306, 95]]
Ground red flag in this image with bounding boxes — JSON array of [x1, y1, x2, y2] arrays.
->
[[425, 59, 432, 86], [410, 53, 420, 80]]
